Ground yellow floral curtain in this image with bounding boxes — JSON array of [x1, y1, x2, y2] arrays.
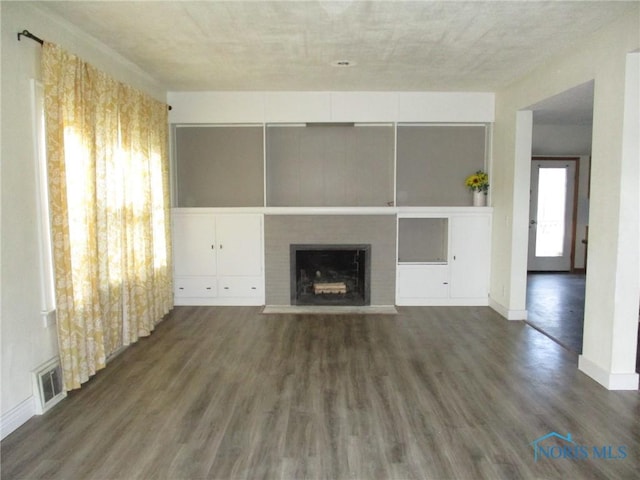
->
[[42, 42, 172, 391]]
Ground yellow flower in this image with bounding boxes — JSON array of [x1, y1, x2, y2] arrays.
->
[[465, 170, 489, 192]]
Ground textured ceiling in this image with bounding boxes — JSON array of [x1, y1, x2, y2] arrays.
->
[[36, 1, 636, 93]]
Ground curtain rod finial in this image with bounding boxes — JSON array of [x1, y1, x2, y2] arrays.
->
[[18, 29, 44, 45]]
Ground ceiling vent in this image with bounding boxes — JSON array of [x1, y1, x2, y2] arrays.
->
[[331, 60, 356, 67]]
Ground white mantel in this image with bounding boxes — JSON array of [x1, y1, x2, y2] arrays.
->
[[172, 206, 493, 216]]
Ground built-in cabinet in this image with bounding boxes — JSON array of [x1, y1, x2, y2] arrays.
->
[[172, 212, 264, 305], [170, 109, 493, 307], [396, 210, 491, 305], [171, 209, 490, 307]]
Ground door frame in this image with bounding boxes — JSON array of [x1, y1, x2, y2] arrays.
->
[[530, 156, 580, 271]]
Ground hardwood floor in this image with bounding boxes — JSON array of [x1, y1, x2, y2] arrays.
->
[[526, 272, 586, 354], [2, 306, 639, 479], [526, 272, 640, 374]]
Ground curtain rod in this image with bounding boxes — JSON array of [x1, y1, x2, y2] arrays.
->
[[17, 29, 44, 45], [17, 28, 173, 111]]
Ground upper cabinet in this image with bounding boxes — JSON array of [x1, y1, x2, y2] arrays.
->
[[167, 92, 495, 124], [174, 125, 264, 207], [396, 124, 487, 207]]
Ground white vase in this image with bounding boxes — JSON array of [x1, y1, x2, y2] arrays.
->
[[473, 190, 487, 207]]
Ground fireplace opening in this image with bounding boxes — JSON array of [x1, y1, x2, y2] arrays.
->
[[290, 244, 371, 306]]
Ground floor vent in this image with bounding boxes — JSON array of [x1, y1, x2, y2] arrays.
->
[[32, 358, 66, 414]]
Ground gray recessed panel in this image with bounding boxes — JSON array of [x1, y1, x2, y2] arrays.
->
[[397, 125, 486, 206], [175, 126, 264, 207], [266, 125, 394, 207]]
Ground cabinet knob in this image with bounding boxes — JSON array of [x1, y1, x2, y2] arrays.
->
[[211, 244, 215, 250], [219, 244, 223, 249]]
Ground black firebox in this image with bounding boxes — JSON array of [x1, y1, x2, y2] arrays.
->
[[290, 244, 371, 306]]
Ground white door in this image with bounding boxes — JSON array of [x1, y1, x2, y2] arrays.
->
[[216, 214, 263, 276], [172, 214, 217, 276], [450, 215, 491, 299], [528, 160, 576, 271], [397, 265, 450, 300]]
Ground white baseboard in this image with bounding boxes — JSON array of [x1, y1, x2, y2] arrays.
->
[[395, 298, 490, 307], [0, 396, 35, 440], [489, 297, 527, 320], [578, 356, 639, 390]]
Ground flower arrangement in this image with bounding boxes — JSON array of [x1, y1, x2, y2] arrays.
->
[[465, 170, 489, 193]]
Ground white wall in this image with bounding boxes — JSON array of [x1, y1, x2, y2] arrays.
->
[[532, 124, 592, 156], [0, 2, 166, 438], [491, 9, 639, 389]]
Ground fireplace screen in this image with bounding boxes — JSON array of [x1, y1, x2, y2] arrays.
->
[[290, 244, 371, 306]]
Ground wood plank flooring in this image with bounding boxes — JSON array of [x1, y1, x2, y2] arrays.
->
[[2, 306, 639, 479], [526, 272, 586, 354]]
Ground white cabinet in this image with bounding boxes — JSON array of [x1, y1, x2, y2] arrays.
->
[[173, 214, 216, 276], [218, 277, 263, 298], [450, 215, 490, 299], [397, 264, 449, 300], [172, 212, 264, 305], [174, 277, 217, 299], [396, 210, 491, 306], [216, 215, 262, 276]]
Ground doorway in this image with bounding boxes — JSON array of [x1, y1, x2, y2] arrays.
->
[[528, 158, 579, 272], [525, 157, 585, 353], [523, 81, 593, 354]]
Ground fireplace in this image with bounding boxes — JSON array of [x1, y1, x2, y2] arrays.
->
[[290, 244, 371, 306]]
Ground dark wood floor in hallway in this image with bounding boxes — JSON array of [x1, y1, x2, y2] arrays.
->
[[526, 272, 586, 354], [2, 306, 639, 479]]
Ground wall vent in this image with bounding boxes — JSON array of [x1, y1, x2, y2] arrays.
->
[[32, 357, 66, 414]]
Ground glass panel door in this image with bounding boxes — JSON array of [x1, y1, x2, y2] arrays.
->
[[528, 160, 576, 271]]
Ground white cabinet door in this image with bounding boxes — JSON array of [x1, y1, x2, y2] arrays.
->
[[174, 277, 217, 298], [218, 277, 263, 298], [450, 215, 490, 299], [173, 214, 216, 276], [216, 214, 262, 276], [397, 264, 450, 300]]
